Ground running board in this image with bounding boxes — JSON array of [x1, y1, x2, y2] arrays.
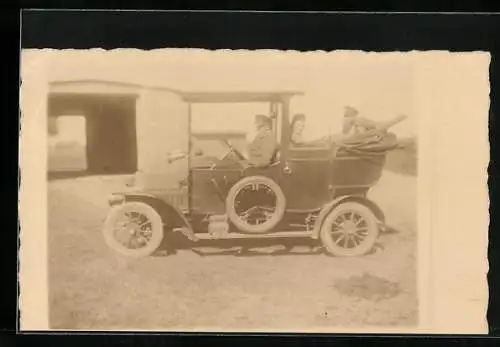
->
[[195, 230, 314, 240]]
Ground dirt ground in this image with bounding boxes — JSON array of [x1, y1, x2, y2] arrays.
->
[[48, 170, 417, 331]]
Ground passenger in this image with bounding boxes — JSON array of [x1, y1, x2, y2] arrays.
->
[[246, 114, 277, 167], [289, 114, 332, 148], [341, 106, 379, 137], [290, 113, 306, 146]]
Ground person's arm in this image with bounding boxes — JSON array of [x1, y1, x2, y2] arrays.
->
[[354, 115, 407, 131], [353, 117, 379, 130], [340, 115, 408, 144]]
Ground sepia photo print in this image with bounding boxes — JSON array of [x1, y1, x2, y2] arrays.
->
[[19, 48, 489, 333]]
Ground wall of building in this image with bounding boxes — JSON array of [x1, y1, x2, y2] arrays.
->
[[135, 89, 189, 189]]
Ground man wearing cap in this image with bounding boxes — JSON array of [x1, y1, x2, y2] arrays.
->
[[341, 106, 379, 137], [246, 114, 277, 167]]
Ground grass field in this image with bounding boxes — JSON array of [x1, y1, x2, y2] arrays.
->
[[47, 168, 417, 331]]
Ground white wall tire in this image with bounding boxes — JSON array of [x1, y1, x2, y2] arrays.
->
[[102, 202, 164, 258], [320, 201, 379, 257]]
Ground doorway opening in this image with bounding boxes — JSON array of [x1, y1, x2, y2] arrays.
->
[[47, 93, 138, 179], [48, 115, 88, 172]]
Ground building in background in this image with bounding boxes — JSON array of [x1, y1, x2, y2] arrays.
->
[[38, 50, 417, 184], [47, 80, 189, 189]]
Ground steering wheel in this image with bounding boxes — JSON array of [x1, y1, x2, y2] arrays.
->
[[221, 139, 246, 160]]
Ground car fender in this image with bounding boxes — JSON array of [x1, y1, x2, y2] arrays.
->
[[108, 192, 193, 232], [312, 195, 386, 239]]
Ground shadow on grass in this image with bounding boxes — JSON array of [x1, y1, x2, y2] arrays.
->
[[153, 235, 324, 257], [153, 224, 402, 258], [333, 273, 402, 301]]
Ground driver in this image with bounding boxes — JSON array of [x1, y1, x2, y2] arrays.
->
[[246, 114, 277, 167]]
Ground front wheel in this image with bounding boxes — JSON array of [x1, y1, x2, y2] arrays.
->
[[320, 201, 379, 257], [102, 202, 164, 257]]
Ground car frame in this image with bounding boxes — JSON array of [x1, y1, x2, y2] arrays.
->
[[102, 91, 401, 258]]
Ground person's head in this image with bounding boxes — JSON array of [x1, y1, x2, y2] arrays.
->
[[291, 114, 306, 134], [254, 114, 272, 130]]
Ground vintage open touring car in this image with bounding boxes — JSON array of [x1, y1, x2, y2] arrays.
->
[[102, 91, 406, 258]]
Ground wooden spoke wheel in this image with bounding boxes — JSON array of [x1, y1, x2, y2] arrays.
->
[[102, 202, 164, 257], [320, 201, 379, 257]]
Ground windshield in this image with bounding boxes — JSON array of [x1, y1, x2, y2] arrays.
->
[[189, 102, 285, 167]]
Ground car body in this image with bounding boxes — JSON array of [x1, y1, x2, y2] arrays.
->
[[102, 91, 401, 258]]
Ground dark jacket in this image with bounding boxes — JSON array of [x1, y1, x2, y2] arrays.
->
[[247, 127, 276, 167]]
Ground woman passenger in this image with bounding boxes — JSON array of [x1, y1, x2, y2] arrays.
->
[[290, 113, 306, 146]]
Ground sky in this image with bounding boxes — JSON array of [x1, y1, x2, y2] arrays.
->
[[43, 49, 416, 139]]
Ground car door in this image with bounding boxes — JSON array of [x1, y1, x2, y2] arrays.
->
[[282, 146, 332, 210]]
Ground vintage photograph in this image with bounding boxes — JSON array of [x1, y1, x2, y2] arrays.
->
[[19, 48, 489, 333]]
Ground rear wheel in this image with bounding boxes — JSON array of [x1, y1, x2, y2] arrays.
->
[[320, 202, 379, 257], [102, 202, 164, 257]]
